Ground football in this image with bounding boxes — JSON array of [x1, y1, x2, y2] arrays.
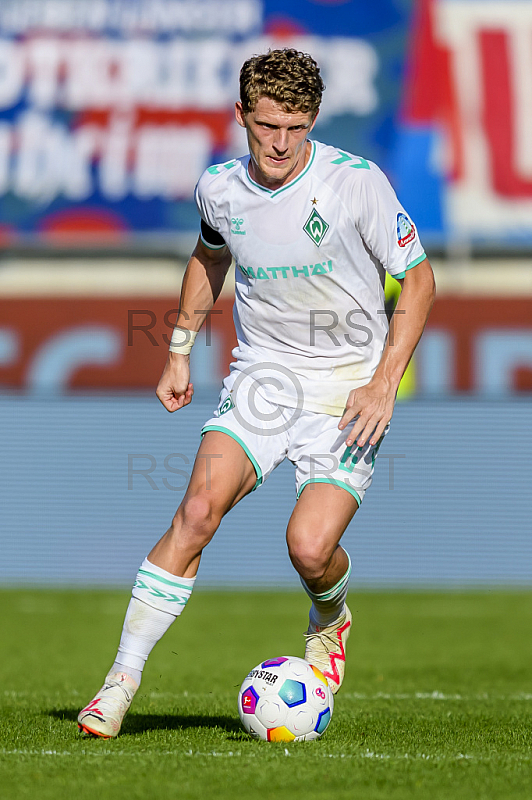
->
[[237, 656, 334, 742]]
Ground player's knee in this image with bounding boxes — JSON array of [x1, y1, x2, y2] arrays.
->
[[287, 539, 330, 582], [173, 493, 221, 544]]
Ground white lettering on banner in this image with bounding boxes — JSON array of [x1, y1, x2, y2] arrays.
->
[[0, 35, 378, 118], [27, 38, 63, 109], [14, 112, 67, 203], [0, 40, 24, 107], [0, 0, 262, 36], [13, 112, 100, 203], [0, 33, 379, 203], [63, 39, 133, 110], [100, 113, 131, 200], [290, 35, 378, 117], [9, 111, 210, 202], [133, 124, 212, 198], [436, 0, 532, 234], [0, 123, 11, 194]]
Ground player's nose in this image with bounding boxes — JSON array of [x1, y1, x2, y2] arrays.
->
[[272, 129, 289, 153]]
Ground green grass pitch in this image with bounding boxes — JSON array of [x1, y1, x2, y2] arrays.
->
[[1, 589, 532, 800]]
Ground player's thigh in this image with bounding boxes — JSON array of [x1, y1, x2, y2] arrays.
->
[[286, 482, 359, 562], [183, 429, 258, 515]]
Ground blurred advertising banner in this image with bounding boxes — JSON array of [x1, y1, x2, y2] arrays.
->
[[1, 293, 531, 394], [0, 0, 408, 247], [2, 0, 532, 249], [397, 0, 532, 248], [0, 297, 236, 392]]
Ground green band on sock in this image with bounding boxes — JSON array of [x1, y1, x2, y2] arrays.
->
[[301, 552, 352, 602], [137, 568, 192, 593], [133, 578, 188, 606], [132, 560, 195, 616]]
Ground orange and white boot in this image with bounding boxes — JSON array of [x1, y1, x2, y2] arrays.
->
[[304, 605, 352, 694], [78, 672, 138, 738]]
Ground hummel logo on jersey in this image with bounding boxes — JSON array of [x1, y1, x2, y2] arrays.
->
[[304, 209, 329, 246], [231, 217, 246, 235]]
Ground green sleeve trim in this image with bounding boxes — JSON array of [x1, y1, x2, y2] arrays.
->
[[297, 478, 361, 506], [201, 425, 263, 490], [392, 252, 427, 280], [200, 234, 226, 251]]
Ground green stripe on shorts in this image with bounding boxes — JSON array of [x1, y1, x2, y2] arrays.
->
[[201, 425, 263, 490], [297, 478, 361, 506]]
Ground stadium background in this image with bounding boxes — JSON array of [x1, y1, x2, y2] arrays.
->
[[1, 0, 531, 588]]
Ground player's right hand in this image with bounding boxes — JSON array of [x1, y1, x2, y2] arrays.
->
[[155, 353, 194, 412]]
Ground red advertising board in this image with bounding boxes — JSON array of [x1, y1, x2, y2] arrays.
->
[[1, 295, 531, 394], [0, 298, 236, 391]]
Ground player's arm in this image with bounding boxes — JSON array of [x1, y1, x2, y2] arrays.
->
[[156, 237, 232, 412], [339, 257, 435, 446]]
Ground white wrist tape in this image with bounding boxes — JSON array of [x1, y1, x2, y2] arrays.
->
[[169, 327, 197, 355]]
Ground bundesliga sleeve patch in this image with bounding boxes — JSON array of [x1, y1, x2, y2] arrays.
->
[[396, 213, 416, 248]]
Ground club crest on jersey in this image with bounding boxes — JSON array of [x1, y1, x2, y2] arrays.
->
[[396, 213, 416, 248], [303, 208, 329, 247], [218, 395, 235, 415]]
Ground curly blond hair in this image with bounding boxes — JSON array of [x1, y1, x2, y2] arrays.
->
[[240, 49, 324, 118]]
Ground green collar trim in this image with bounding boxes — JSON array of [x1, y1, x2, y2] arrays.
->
[[245, 140, 316, 198]]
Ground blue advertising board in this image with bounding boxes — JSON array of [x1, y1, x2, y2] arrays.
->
[[3, 0, 532, 249], [0, 0, 414, 246]]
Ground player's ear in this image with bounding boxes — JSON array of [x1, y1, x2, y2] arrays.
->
[[235, 102, 246, 128]]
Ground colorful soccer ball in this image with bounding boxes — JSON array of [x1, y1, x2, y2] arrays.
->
[[238, 656, 334, 742]]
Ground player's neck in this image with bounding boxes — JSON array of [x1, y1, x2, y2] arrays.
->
[[248, 140, 312, 191]]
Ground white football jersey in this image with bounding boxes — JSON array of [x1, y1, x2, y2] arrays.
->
[[195, 140, 426, 415]]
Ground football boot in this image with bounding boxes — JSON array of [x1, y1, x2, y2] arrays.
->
[[78, 671, 138, 738], [303, 605, 352, 694]]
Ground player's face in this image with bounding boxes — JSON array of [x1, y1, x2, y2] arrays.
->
[[235, 96, 318, 190]]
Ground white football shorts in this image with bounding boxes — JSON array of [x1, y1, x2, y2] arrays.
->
[[201, 370, 387, 506]]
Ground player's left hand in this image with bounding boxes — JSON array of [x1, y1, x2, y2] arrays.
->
[[338, 377, 396, 448]]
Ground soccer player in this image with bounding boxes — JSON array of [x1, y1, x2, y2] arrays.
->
[[78, 49, 435, 738]]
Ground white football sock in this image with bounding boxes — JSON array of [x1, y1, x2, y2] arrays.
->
[[110, 558, 196, 685], [300, 551, 351, 628]]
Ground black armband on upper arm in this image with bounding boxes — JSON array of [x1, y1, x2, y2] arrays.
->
[[200, 219, 226, 249]]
